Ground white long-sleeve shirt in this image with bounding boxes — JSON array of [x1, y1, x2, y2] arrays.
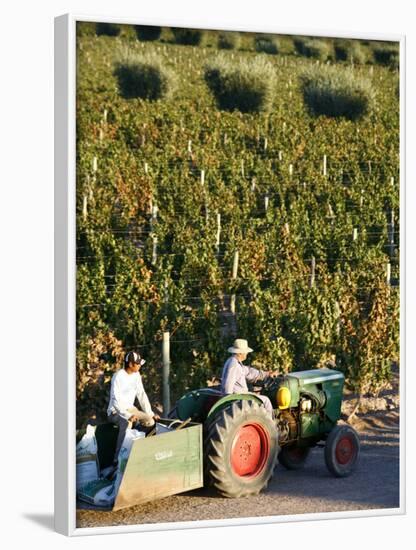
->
[[107, 369, 154, 420]]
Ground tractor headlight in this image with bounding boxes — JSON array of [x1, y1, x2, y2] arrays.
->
[[277, 386, 291, 409]]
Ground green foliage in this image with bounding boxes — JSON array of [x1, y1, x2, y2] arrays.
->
[[218, 32, 240, 50], [134, 25, 162, 41], [293, 36, 308, 55], [333, 40, 349, 62], [295, 37, 331, 60], [75, 31, 399, 425], [334, 40, 366, 64], [77, 22, 96, 37], [349, 42, 366, 65], [254, 35, 279, 55], [171, 27, 204, 46], [204, 55, 276, 113], [96, 23, 121, 37], [114, 53, 175, 100], [300, 65, 374, 120], [372, 43, 400, 69]]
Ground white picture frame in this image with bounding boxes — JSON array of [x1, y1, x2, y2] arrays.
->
[[54, 13, 405, 536]]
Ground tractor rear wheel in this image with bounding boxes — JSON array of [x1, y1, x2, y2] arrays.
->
[[278, 445, 310, 470], [325, 424, 360, 477], [204, 400, 278, 498]]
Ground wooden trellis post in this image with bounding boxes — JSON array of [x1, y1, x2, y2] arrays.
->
[[388, 209, 395, 258], [149, 201, 157, 260], [328, 203, 335, 222], [92, 156, 97, 173], [323, 155, 327, 177], [151, 236, 158, 266], [162, 332, 171, 415], [200, 170, 209, 221], [335, 301, 341, 336], [82, 195, 88, 221], [230, 250, 239, 314], [215, 212, 221, 255], [353, 228, 358, 241], [309, 256, 316, 288], [163, 280, 169, 305], [386, 262, 391, 285], [150, 203, 158, 231]]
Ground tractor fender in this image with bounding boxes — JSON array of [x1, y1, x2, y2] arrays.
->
[[206, 393, 264, 422]]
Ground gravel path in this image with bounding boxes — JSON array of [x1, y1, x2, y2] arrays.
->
[[76, 410, 400, 528]]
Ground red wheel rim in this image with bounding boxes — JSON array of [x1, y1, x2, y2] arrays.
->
[[230, 423, 270, 477], [335, 435, 355, 465]]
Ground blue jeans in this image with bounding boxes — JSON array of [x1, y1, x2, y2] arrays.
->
[[257, 394, 274, 417], [108, 407, 154, 462]]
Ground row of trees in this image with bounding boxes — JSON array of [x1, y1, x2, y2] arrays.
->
[[112, 52, 379, 122], [79, 22, 399, 68]]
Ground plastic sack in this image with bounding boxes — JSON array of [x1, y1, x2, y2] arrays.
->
[[113, 428, 145, 494], [77, 478, 115, 507], [155, 422, 173, 435], [76, 424, 99, 490]]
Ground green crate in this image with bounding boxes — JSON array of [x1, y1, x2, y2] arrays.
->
[[90, 419, 203, 511]]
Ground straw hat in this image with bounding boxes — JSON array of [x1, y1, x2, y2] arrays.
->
[[227, 338, 253, 354]]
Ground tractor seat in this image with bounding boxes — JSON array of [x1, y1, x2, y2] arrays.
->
[[204, 386, 223, 396]]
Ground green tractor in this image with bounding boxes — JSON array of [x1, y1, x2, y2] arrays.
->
[[169, 367, 360, 498]]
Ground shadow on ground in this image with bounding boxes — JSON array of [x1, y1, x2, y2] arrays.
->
[[23, 514, 54, 531]]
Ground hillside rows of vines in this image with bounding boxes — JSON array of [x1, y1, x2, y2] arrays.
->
[[75, 25, 399, 425]]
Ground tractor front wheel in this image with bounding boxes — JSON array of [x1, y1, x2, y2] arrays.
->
[[204, 400, 278, 498], [278, 445, 310, 470], [325, 424, 360, 477]]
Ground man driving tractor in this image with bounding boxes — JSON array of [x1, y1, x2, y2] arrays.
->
[[221, 338, 275, 416]]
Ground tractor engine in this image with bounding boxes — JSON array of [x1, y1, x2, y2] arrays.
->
[[263, 368, 345, 446]]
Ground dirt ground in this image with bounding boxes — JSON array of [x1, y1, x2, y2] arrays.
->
[[77, 371, 401, 529]]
